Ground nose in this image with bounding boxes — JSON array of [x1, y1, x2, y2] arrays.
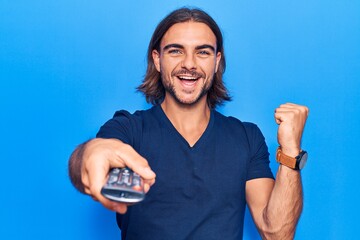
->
[[181, 53, 197, 70]]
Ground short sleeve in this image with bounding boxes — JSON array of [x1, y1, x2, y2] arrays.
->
[[96, 110, 134, 145], [243, 122, 274, 181]]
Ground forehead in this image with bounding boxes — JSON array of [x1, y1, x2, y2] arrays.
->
[[161, 21, 217, 48]]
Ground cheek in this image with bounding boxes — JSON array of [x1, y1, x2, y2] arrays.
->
[[204, 64, 217, 79], [163, 60, 182, 76]]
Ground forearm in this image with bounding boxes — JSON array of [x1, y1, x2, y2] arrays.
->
[[251, 103, 307, 239], [68, 141, 89, 194], [261, 165, 303, 239]]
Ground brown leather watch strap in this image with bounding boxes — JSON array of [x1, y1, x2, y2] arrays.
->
[[276, 147, 297, 169]]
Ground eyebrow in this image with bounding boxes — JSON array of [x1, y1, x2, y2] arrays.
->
[[195, 44, 216, 52], [163, 43, 183, 51], [163, 43, 216, 52]]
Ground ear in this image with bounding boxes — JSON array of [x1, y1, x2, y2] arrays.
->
[[152, 49, 161, 72], [215, 51, 221, 73]]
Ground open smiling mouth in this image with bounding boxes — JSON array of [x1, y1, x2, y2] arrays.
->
[[172, 70, 204, 86], [177, 75, 199, 81], [177, 75, 200, 86]]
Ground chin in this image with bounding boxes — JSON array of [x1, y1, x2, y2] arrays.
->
[[175, 93, 207, 106]]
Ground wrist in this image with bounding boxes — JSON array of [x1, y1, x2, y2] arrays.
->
[[276, 147, 308, 170], [279, 146, 300, 158]]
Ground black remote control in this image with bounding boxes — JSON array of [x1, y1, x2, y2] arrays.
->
[[101, 168, 145, 203]]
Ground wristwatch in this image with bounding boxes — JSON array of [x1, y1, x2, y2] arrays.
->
[[276, 147, 308, 170]]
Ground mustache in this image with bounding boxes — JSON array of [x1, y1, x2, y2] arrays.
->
[[171, 69, 204, 79]]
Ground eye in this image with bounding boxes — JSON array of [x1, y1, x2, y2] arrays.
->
[[198, 50, 211, 56], [168, 49, 182, 55]]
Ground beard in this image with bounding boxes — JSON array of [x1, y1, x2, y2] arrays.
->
[[161, 70, 213, 106]]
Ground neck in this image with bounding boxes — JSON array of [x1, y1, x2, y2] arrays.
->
[[161, 94, 211, 146]]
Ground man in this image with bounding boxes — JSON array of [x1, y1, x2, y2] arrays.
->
[[69, 7, 309, 239]]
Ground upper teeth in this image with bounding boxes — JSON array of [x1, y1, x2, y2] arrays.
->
[[179, 76, 197, 80]]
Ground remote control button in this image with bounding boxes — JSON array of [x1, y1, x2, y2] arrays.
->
[[117, 173, 124, 184], [121, 174, 131, 186], [108, 175, 118, 184], [101, 168, 145, 203]]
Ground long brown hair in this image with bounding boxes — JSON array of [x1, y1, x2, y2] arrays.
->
[[137, 7, 231, 109]]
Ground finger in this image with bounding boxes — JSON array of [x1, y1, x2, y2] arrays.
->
[[82, 174, 90, 193], [86, 160, 111, 203], [87, 167, 130, 214], [101, 199, 129, 214], [276, 107, 296, 112], [274, 108, 300, 125], [274, 108, 294, 122], [276, 106, 300, 114], [84, 186, 91, 195], [274, 112, 284, 125], [143, 178, 156, 193], [112, 203, 128, 214], [115, 144, 156, 181], [144, 183, 151, 193], [278, 103, 309, 116], [276, 108, 308, 124]]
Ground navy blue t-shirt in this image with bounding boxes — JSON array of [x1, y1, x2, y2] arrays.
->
[[97, 105, 274, 240]]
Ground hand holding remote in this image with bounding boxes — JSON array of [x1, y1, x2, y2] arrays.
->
[[101, 168, 145, 203], [81, 138, 156, 213]]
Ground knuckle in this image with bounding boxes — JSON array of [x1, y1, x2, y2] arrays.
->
[[299, 106, 309, 116], [304, 106, 309, 115], [288, 111, 296, 118]]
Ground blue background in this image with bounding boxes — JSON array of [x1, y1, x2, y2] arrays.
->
[[1, 0, 359, 239]]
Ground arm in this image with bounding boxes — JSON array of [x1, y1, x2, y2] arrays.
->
[[68, 138, 156, 213], [246, 103, 308, 239], [246, 168, 302, 239]]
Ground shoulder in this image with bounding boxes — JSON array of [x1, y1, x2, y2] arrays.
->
[[213, 111, 259, 132], [96, 107, 156, 141], [110, 106, 157, 125], [113, 107, 151, 120], [242, 122, 263, 137], [213, 111, 265, 145]]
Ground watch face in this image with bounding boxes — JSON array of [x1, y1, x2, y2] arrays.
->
[[299, 152, 308, 169]]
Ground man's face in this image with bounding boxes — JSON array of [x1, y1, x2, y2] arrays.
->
[[152, 21, 221, 106]]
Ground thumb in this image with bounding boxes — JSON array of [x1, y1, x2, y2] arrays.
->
[[274, 112, 282, 125], [118, 144, 156, 182]]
